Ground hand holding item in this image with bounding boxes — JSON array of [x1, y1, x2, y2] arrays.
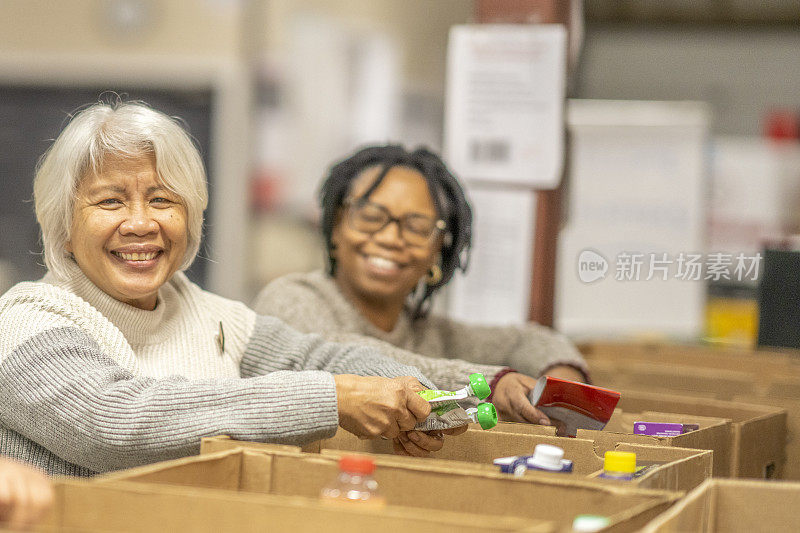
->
[[0, 457, 54, 531], [492, 372, 567, 434], [334, 375, 431, 439], [392, 425, 469, 457]]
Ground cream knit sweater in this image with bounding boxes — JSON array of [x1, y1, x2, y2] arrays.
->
[[0, 263, 431, 476]]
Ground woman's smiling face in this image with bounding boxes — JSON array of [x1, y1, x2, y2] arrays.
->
[[66, 154, 188, 310], [331, 165, 442, 310]]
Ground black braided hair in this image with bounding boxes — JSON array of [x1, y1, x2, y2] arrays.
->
[[319, 144, 473, 319]]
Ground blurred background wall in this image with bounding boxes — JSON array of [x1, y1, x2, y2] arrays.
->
[[1, 0, 798, 346]]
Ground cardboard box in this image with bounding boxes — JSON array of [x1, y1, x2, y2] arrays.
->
[[581, 411, 732, 479], [105, 444, 683, 532], [288, 427, 712, 492], [641, 478, 800, 532], [735, 393, 800, 481], [617, 390, 787, 479], [587, 359, 757, 401], [579, 341, 800, 379], [579, 341, 792, 479], [37, 472, 541, 533], [492, 412, 730, 481]]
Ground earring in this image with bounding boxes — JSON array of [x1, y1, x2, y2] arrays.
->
[[426, 264, 443, 285]]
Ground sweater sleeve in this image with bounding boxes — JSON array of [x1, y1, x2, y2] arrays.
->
[[0, 326, 340, 473], [239, 315, 435, 389], [252, 275, 347, 338], [296, 331, 505, 393], [421, 315, 589, 380], [252, 278, 504, 391]]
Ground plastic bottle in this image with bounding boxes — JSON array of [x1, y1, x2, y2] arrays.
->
[[598, 451, 636, 480], [494, 444, 573, 476], [320, 455, 386, 506]]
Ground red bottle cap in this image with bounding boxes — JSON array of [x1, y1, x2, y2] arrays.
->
[[339, 455, 376, 475]]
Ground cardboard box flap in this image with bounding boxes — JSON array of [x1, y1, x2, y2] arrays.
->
[[764, 377, 800, 399], [579, 341, 800, 376], [479, 421, 559, 436], [736, 393, 799, 480], [590, 359, 757, 400], [320, 427, 606, 474], [99, 448, 249, 490], [318, 447, 498, 474], [203, 432, 711, 492], [45, 477, 549, 533], [619, 389, 787, 478], [113, 446, 681, 531], [611, 444, 713, 492], [642, 478, 800, 532], [200, 435, 302, 455], [265, 451, 681, 529], [619, 389, 786, 424]]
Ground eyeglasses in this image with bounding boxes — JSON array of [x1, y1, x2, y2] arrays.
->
[[344, 198, 446, 247]]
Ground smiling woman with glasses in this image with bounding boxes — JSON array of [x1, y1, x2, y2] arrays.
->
[[253, 145, 590, 439]]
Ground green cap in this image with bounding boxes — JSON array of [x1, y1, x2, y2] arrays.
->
[[475, 402, 498, 430], [468, 373, 491, 400]]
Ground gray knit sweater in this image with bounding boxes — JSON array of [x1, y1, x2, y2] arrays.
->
[[0, 264, 432, 476], [252, 270, 588, 388]]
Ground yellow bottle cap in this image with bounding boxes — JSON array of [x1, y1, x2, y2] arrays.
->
[[603, 451, 636, 473]]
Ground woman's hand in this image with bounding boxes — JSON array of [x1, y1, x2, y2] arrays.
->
[[492, 372, 553, 425], [392, 425, 469, 457], [0, 457, 54, 531], [334, 375, 431, 439]]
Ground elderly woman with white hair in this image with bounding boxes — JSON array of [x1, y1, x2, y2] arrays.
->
[[0, 101, 442, 476]]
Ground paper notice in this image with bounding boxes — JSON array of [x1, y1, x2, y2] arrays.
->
[[447, 185, 536, 325], [444, 24, 567, 188]]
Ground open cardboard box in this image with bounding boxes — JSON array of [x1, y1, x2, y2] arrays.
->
[[641, 478, 800, 532], [579, 341, 792, 479], [99, 444, 683, 532], [278, 426, 712, 492], [615, 390, 787, 479], [495, 411, 731, 480], [35, 471, 544, 533], [587, 358, 757, 401], [581, 411, 731, 479], [734, 392, 800, 480], [578, 341, 800, 379]]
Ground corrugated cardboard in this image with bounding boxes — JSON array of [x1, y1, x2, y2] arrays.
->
[[490, 410, 730, 477], [587, 359, 756, 401], [734, 393, 800, 480], [579, 341, 800, 378], [581, 341, 800, 400], [37, 472, 543, 533], [287, 426, 712, 492], [576, 411, 732, 479], [580, 341, 794, 479], [641, 478, 800, 532], [617, 390, 787, 479], [104, 445, 683, 532]]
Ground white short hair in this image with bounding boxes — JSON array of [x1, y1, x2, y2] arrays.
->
[[34, 101, 208, 279]]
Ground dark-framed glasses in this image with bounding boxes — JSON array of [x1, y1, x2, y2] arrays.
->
[[345, 199, 446, 246]]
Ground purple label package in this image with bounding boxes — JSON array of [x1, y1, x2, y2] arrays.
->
[[633, 421, 700, 437]]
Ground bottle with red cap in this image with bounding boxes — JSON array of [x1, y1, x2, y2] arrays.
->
[[320, 455, 386, 507]]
